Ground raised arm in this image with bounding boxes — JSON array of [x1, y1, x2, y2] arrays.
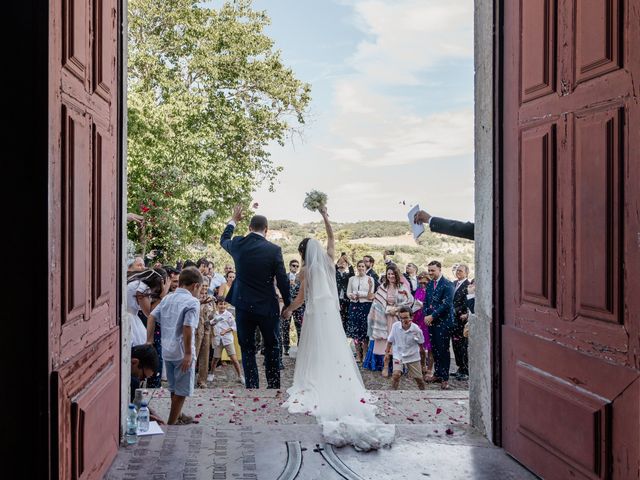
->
[[220, 205, 244, 253], [319, 206, 335, 260]]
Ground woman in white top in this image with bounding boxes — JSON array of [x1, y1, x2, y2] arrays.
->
[[346, 260, 374, 362]]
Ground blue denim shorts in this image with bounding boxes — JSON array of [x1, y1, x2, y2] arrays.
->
[[165, 359, 195, 397]]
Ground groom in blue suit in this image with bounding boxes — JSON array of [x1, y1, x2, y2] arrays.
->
[[220, 206, 291, 389], [424, 260, 455, 389]]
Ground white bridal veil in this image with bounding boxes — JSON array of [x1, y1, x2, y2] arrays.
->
[[283, 238, 395, 451]]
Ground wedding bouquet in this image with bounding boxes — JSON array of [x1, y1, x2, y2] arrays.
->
[[303, 190, 328, 212]]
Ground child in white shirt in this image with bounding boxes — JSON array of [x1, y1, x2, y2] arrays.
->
[[385, 306, 426, 390], [209, 297, 244, 384]]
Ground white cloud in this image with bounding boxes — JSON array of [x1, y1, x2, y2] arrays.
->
[[328, 77, 473, 167], [348, 0, 473, 85]]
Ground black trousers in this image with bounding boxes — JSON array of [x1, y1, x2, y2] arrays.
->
[[236, 308, 281, 389], [451, 323, 468, 375]]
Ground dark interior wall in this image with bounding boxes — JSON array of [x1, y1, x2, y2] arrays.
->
[[4, 1, 50, 477]]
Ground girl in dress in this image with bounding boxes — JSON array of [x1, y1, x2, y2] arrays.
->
[[363, 264, 414, 376], [346, 260, 374, 363]]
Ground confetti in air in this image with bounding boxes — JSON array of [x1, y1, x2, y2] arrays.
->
[[199, 209, 215, 225]]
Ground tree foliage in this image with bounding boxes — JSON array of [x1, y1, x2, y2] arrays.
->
[[127, 0, 311, 259]]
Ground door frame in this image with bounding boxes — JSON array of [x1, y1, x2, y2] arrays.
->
[[469, 0, 502, 445]]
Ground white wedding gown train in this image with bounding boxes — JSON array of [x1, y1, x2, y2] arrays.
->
[[282, 239, 395, 451]]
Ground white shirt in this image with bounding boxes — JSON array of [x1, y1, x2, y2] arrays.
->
[[150, 288, 200, 361], [210, 310, 236, 346], [347, 275, 373, 303], [387, 321, 424, 364], [207, 272, 227, 295]]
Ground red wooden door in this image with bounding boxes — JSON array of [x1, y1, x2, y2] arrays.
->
[[502, 1, 639, 478], [49, 0, 121, 478]]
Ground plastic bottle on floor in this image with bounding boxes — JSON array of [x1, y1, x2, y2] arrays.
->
[[125, 404, 138, 445]]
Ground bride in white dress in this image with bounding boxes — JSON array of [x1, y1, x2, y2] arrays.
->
[[281, 206, 395, 451]]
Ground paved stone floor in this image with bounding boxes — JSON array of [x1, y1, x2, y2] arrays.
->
[[105, 349, 536, 479]]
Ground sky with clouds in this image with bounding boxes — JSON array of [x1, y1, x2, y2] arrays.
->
[[251, 0, 474, 223]]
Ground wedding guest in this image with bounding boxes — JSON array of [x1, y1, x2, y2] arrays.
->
[[363, 255, 380, 290], [404, 263, 419, 295], [195, 277, 214, 388], [130, 344, 165, 424], [143, 267, 170, 388], [163, 265, 180, 293], [452, 264, 470, 380], [210, 297, 245, 384], [288, 259, 300, 284], [424, 261, 455, 390], [196, 257, 210, 279], [219, 270, 236, 299], [220, 270, 242, 364], [347, 260, 374, 363], [466, 279, 476, 314], [145, 267, 203, 425], [413, 210, 474, 240], [336, 253, 355, 331], [282, 270, 304, 356], [383, 251, 413, 293], [206, 261, 227, 297], [385, 306, 427, 390], [412, 272, 433, 377], [364, 264, 414, 376], [127, 268, 170, 346], [451, 263, 460, 278]]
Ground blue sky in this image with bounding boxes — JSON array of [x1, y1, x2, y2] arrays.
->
[[250, 0, 475, 223]]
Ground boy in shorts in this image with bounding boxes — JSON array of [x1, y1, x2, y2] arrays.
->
[[146, 266, 203, 424], [210, 296, 245, 384], [385, 306, 427, 390]]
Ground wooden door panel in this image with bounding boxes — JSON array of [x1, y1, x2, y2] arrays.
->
[[519, 122, 557, 308], [574, 106, 623, 325], [574, 0, 622, 86], [53, 331, 120, 480], [502, 0, 639, 477], [93, 0, 117, 102], [520, 0, 557, 103], [62, 0, 90, 85], [61, 101, 91, 327]]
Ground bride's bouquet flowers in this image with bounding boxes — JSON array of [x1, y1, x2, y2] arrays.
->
[[303, 190, 328, 212]]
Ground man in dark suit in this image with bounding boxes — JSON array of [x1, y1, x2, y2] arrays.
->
[[451, 264, 470, 380], [413, 209, 474, 240], [424, 260, 455, 389], [363, 255, 380, 290], [220, 205, 291, 389]]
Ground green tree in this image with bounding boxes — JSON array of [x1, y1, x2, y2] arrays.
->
[[127, 0, 311, 259]]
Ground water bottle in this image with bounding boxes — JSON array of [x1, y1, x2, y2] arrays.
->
[[138, 401, 150, 433], [125, 404, 138, 445], [133, 388, 144, 411]]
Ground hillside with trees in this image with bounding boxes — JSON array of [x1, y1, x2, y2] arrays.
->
[[193, 220, 475, 278]]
